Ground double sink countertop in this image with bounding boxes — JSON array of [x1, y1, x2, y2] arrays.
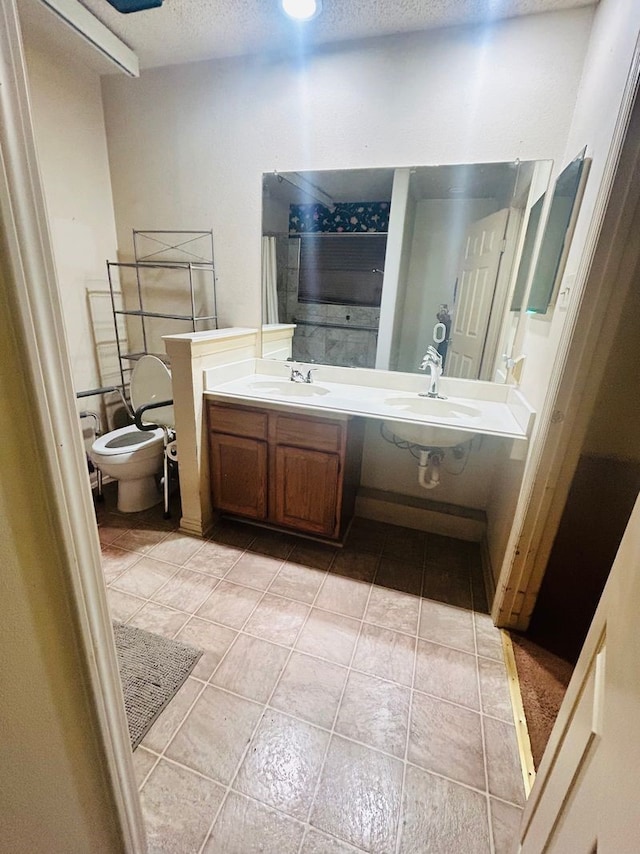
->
[[203, 359, 535, 446]]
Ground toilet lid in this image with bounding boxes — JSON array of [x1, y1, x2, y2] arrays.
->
[[130, 355, 174, 428]]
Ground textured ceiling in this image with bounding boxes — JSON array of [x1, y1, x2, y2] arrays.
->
[[71, 0, 596, 71]]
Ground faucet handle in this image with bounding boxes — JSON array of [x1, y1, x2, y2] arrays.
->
[[305, 368, 318, 384]]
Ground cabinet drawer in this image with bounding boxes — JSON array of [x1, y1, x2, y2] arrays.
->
[[208, 403, 268, 440], [274, 414, 343, 453]]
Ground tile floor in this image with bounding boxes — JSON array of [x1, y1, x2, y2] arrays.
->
[[98, 489, 525, 854]]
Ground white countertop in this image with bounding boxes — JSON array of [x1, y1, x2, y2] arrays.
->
[[203, 359, 535, 444]]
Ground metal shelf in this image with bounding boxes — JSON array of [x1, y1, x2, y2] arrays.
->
[[106, 229, 217, 394]]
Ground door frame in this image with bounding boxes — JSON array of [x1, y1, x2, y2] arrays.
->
[[0, 3, 145, 850], [493, 35, 640, 629]]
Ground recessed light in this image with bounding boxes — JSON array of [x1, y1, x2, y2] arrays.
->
[[280, 0, 322, 22]]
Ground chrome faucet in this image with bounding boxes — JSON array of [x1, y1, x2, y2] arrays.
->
[[289, 364, 317, 384], [419, 347, 445, 398]]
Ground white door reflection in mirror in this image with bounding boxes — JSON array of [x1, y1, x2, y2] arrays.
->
[[447, 208, 510, 378]]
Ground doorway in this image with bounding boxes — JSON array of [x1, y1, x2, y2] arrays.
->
[[512, 266, 640, 765]]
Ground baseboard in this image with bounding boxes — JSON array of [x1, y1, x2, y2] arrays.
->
[[179, 514, 214, 538], [355, 486, 485, 542]]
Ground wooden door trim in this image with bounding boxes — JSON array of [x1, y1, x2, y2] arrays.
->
[[493, 38, 640, 629]]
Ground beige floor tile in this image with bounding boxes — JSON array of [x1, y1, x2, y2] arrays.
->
[[248, 530, 297, 559], [474, 612, 504, 660], [422, 564, 472, 609], [101, 544, 141, 583], [484, 717, 526, 806], [471, 564, 489, 613], [269, 562, 327, 604], [175, 617, 237, 681], [140, 759, 225, 854], [382, 531, 425, 566], [414, 640, 479, 710], [335, 671, 410, 758], [423, 534, 469, 569], [408, 692, 485, 790], [184, 538, 244, 576], [365, 587, 420, 635], [270, 652, 347, 729], [98, 523, 127, 546], [312, 735, 403, 854], [418, 599, 475, 653], [302, 829, 365, 853], [345, 520, 388, 554], [107, 588, 144, 622], [112, 527, 169, 555], [209, 519, 256, 548], [244, 593, 309, 646], [295, 609, 361, 666], [204, 791, 304, 854], [491, 797, 523, 854], [332, 549, 379, 582], [127, 601, 189, 638], [376, 558, 423, 596], [352, 623, 416, 686], [165, 685, 262, 784], [132, 747, 157, 788], [196, 580, 263, 629], [211, 634, 289, 703], [142, 678, 204, 753], [111, 556, 179, 599], [235, 710, 329, 820], [479, 656, 514, 722], [288, 541, 337, 570], [315, 573, 371, 619], [147, 531, 204, 566], [225, 551, 284, 590], [151, 567, 219, 613], [399, 765, 490, 854]]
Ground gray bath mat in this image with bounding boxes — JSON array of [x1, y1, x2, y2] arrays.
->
[[112, 620, 202, 750]]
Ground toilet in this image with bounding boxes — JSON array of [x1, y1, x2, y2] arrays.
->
[[90, 355, 174, 513]]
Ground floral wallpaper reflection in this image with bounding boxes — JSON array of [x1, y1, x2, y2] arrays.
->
[[289, 201, 390, 234]]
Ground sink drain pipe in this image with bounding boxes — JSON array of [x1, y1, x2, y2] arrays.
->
[[418, 449, 443, 490]]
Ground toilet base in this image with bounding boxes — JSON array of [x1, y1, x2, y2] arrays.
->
[[117, 475, 162, 513]]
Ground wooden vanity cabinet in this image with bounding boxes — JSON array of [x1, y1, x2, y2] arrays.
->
[[207, 400, 363, 540]]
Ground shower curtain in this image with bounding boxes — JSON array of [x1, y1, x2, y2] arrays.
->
[[262, 236, 279, 324]]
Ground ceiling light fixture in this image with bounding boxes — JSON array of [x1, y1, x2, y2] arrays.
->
[[280, 0, 322, 23]]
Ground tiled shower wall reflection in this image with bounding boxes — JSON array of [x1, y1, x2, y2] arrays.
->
[[276, 236, 380, 369]]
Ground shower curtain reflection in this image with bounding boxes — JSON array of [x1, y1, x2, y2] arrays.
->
[[262, 235, 279, 324]]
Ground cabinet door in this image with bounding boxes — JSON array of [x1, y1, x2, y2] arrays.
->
[[274, 445, 340, 537], [210, 432, 267, 520]]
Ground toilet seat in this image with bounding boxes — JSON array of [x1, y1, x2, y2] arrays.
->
[[131, 355, 174, 428], [92, 425, 164, 462]]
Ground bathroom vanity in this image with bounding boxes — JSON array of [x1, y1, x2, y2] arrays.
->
[[207, 399, 364, 540], [203, 354, 534, 542]]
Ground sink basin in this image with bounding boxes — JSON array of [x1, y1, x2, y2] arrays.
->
[[383, 396, 479, 447], [384, 396, 481, 420], [248, 380, 330, 397]]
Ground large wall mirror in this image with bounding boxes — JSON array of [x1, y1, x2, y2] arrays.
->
[[261, 160, 553, 382]]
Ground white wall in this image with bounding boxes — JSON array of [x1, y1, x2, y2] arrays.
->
[[102, 8, 593, 331], [23, 39, 119, 397], [515, 0, 640, 416]]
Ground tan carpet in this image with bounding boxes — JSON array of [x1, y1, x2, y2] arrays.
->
[[510, 634, 574, 770]]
